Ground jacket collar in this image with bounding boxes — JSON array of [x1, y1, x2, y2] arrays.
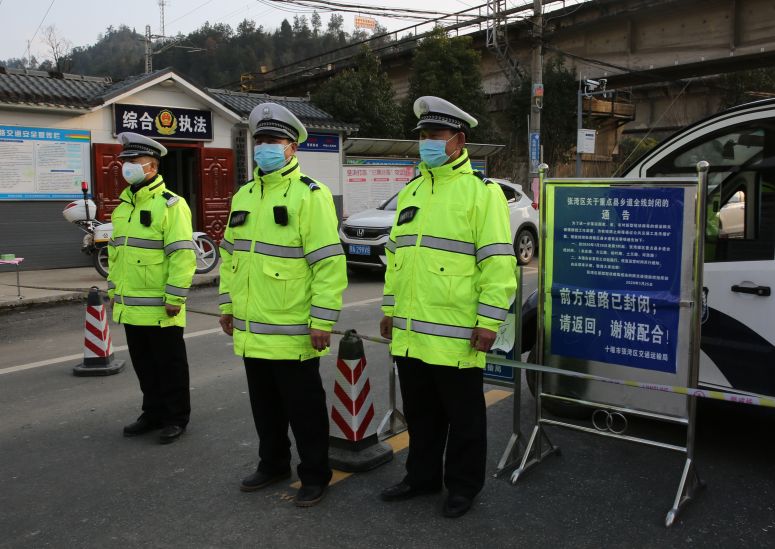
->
[[418, 148, 472, 180], [120, 175, 165, 203], [255, 157, 300, 188]]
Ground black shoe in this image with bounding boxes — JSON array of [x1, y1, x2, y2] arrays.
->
[[123, 417, 161, 437], [380, 481, 440, 502], [294, 484, 327, 507], [442, 494, 473, 518], [159, 425, 185, 444], [240, 470, 291, 492]]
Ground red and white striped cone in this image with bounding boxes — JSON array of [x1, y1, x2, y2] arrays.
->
[[73, 287, 125, 377], [329, 329, 393, 472]]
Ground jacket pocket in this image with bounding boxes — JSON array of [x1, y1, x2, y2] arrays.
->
[[423, 251, 476, 309], [125, 249, 165, 290], [261, 258, 308, 312]]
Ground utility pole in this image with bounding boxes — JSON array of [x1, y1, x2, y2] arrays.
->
[[529, 0, 543, 193], [158, 0, 167, 37], [145, 25, 153, 73]]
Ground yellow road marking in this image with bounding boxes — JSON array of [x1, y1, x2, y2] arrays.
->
[[288, 389, 513, 490], [485, 389, 512, 407]]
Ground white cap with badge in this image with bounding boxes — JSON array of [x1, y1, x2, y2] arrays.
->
[[117, 132, 168, 159], [413, 96, 478, 133], [248, 102, 308, 144]]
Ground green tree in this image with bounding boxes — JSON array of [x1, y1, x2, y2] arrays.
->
[[719, 67, 775, 109], [69, 25, 144, 79], [311, 12, 322, 37], [313, 47, 401, 138], [403, 27, 494, 142], [507, 56, 577, 167], [614, 136, 658, 175]]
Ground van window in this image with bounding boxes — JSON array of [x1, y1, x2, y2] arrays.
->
[[646, 120, 775, 262]]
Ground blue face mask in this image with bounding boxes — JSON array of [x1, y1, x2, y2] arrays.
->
[[419, 135, 458, 168], [254, 143, 290, 173], [122, 161, 150, 185]]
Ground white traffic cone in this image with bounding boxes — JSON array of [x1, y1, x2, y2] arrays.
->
[[73, 287, 125, 376], [329, 329, 392, 472]]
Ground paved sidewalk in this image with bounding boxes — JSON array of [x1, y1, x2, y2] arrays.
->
[[0, 265, 219, 310]]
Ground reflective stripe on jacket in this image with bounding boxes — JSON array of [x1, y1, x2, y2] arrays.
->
[[107, 175, 196, 327], [381, 149, 518, 368], [218, 158, 347, 360]]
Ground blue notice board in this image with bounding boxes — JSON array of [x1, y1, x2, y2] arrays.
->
[[549, 187, 684, 374], [485, 300, 518, 385], [299, 132, 340, 152], [529, 132, 540, 171]]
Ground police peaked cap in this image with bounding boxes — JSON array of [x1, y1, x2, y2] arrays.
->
[[117, 132, 167, 159], [412, 96, 478, 133], [249, 102, 308, 144]]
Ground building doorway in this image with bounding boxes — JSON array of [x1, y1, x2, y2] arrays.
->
[[159, 145, 200, 230]]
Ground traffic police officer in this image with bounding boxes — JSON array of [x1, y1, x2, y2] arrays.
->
[[218, 103, 347, 507], [379, 97, 517, 517], [108, 132, 197, 444]]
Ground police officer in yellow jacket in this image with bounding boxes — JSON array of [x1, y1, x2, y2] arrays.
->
[[107, 132, 197, 444], [218, 103, 347, 507], [379, 97, 517, 517]]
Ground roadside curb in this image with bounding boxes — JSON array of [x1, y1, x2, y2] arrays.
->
[[0, 275, 219, 313]]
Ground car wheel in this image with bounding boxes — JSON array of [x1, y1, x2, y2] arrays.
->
[[525, 346, 591, 420], [514, 228, 536, 265]]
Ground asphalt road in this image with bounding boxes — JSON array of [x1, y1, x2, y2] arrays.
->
[[1, 264, 774, 548]]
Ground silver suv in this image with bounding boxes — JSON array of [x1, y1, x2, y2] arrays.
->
[[339, 179, 539, 268]]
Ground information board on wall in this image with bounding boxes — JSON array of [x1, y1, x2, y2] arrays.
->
[[298, 133, 340, 152], [343, 165, 415, 217], [0, 125, 91, 200]]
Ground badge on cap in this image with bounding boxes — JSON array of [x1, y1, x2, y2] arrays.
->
[[418, 100, 429, 115], [262, 106, 272, 119]]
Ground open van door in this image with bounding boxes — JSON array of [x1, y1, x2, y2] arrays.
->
[[625, 101, 775, 396]]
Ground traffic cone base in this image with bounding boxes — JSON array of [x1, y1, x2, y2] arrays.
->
[[329, 435, 393, 472], [329, 330, 392, 472]]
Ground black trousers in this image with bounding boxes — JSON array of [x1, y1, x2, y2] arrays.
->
[[396, 357, 487, 499], [124, 324, 190, 427], [243, 357, 332, 487]]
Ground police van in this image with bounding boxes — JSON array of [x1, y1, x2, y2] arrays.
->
[[521, 98, 775, 407]]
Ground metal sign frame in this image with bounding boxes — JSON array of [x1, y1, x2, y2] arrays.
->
[[503, 162, 709, 527]]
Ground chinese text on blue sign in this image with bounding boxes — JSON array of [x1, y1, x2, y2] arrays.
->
[[550, 187, 684, 374], [114, 104, 213, 141]]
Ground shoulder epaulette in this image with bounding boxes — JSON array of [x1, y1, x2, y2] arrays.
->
[[161, 191, 179, 206], [300, 175, 320, 191], [473, 171, 493, 185]]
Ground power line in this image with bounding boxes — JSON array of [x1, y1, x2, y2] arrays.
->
[[268, 0, 480, 21], [166, 0, 215, 31], [23, 0, 56, 62]]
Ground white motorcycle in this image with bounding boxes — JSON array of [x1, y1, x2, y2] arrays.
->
[[63, 194, 219, 278]]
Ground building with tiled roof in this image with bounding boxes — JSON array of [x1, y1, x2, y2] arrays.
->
[[0, 67, 356, 269]]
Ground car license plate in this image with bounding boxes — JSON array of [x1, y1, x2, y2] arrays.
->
[[349, 244, 371, 256]]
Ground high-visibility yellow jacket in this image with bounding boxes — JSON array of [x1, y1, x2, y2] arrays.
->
[[218, 158, 347, 360], [381, 149, 517, 368], [107, 175, 197, 327]]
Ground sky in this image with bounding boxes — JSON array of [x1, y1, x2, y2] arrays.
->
[[0, 0, 499, 62]]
